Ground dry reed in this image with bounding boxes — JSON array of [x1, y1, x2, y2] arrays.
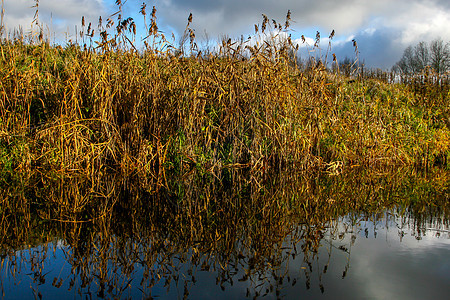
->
[[0, 5, 449, 179]]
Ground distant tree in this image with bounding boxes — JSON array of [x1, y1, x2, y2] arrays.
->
[[430, 38, 449, 74], [339, 57, 357, 76], [393, 39, 449, 74], [304, 56, 319, 70], [414, 41, 429, 71], [295, 53, 304, 70], [393, 45, 419, 74]]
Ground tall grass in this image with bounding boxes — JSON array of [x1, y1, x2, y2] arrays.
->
[[0, 4, 449, 177]]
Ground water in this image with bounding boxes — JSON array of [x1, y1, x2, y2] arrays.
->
[[0, 169, 448, 299]]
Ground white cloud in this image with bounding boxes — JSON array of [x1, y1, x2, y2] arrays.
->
[[378, 1, 450, 46], [363, 28, 376, 36], [2, 0, 107, 38]]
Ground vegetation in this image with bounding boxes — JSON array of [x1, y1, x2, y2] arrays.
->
[[393, 39, 450, 75], [0, 3, 448, 298], [0, 3, 449, 181]]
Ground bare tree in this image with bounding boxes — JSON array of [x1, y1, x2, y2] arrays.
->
[[394, 45, 419, 74], [339, 57, 357, 76], [393, 39, 449, 75], [414, 41, 429, 71], [430, 38, 449, 74]]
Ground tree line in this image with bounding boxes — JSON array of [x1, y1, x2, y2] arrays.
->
[[393, 38, 449, 75]]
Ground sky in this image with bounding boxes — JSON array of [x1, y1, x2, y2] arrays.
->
[[2, 0, 450, 69]]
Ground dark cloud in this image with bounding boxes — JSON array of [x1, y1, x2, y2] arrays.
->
[[157, 0, 373, 37], [331, 27, 404, 69], [435, 0, 450, 9], [152, 0, 449, 68]]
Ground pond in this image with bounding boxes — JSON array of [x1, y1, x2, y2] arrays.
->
[[0, 168, 448, 299]]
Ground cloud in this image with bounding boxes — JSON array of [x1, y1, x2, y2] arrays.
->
[[2, 0, 106, 38], [387, 1, 450, 45], [329, 27, 404, 69], [2, 0, 449, 68], [154, 0, 396, 36], [153, 0, 450, 68]]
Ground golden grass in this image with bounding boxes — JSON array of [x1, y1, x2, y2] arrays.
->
[[0, 5, 449, 179]]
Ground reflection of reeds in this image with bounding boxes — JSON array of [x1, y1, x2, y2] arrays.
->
[[0, 5, 449, 176], [0, 168, 448, 297]]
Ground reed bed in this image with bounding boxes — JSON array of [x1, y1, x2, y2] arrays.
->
[[0, 6, 449, 178]]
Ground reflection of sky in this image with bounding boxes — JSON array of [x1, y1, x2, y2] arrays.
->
[[144, 214, 450, 299], [349, 236, 449, 300], [2, 212, 449, 299], [298, 217, 449, 300], [2, 243, 72, 299], [184, 213, 450, 300]]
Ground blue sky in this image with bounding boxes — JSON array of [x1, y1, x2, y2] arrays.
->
[[2, 0, 450, 69]]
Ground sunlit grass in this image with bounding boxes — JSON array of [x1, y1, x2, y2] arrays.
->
[[0, 4, 449, 178]]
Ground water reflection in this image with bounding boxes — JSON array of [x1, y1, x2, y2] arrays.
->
[[0, 169, 448, 299]]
